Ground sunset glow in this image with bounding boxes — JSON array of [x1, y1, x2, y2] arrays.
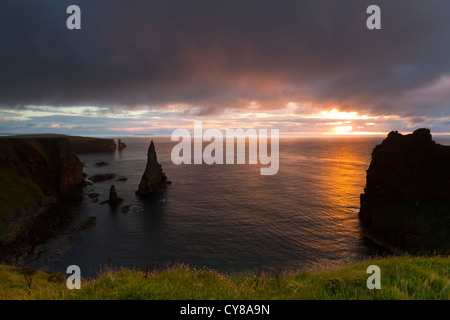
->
[[311, 109, 375, 121], [1, 2, 450, 303], [0, 104, 440, 136], [1, 2, 449, 137], [331, 125, 353, 134]]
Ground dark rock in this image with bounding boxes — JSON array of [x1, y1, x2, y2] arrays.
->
[[118, 139, 127, 151], [32, 244, 46, 260], [50, 234, 73, 256], [95, 161, 109, 167], [135, 141, 169, 195], [88, 174, 116, 183], [7, 134, 118, 153], [359, 128, 450, 252], [116, 177, 128, 182], [121, 204, 131, 213], [72, 216, 97, 232], [83, 180, 93, 187], [100, 185, 123, 205], [88, 192, 99, 199], [109, 185, 119, 202], [65, 135, 116, 153], [0, 137, 84, 263]]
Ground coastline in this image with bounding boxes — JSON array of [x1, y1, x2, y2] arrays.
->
[[360, 227, 403, 255], [0, 137, 85, 265], [0, 198, 82, 265]]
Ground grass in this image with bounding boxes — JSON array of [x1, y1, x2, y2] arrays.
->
[[0, 256, 448, 300]]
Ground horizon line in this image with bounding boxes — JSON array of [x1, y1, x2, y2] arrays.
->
[[2, 131, 450, 139]]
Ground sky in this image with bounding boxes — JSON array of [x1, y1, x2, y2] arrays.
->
[[1, 0, 450, 136]]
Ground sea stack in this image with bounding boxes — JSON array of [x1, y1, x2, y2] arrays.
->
[[135, 140, 169, 195], [103, 184, 123, 205], [109, 185, 119, 203], [359, 128, 450, 252], [118, 139, 127, 151]]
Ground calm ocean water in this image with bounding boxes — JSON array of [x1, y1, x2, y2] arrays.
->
[[31, 136, 449, 276]]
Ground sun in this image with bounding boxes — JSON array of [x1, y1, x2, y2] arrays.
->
[[332, 125, 353, 134], [317, 109, 372, 120]]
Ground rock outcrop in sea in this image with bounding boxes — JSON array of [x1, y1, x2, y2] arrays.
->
[[135, 141, 169, 195], [100, 185, 124, 205], [108, 185, 123, 205], [89, 174, 116, 183], [118, 139, 127, 151], [359, 128, 450, 252]]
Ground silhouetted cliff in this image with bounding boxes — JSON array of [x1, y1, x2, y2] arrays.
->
[[360, 128, 450, 252], [67, 136, 117, 153], [0, 137, 84, 263], [9, 134, 117, 153]]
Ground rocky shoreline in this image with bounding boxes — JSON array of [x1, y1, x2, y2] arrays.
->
[[0, 137, 86, 265], [0, 194, 86, 264], [360, 227, 403, 255], [0, 137, 171, 266]]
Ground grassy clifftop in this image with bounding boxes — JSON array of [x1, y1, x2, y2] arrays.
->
[[0, 256, 448, 300]]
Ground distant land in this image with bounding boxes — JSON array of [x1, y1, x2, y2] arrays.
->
[[7, 134, 117, 154]]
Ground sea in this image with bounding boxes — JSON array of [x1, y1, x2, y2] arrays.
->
[[29, 135, 450, 277]]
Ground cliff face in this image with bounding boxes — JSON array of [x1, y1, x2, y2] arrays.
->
[[67, 136, 117, 153], [0, 138, 84, 262], [135, 141, 169, 195], [0, 138, 84, 201], [359, 128, 450, 252]]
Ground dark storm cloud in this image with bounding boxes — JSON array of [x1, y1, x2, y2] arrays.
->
[[1, 0, 450, 117]]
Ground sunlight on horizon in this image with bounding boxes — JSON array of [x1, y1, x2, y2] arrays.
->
[[2, 104, 448, 137]]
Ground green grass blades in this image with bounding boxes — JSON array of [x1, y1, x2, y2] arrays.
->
[[0, 256, 448, 300]]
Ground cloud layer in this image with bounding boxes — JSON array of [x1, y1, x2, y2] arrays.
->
[[1, 0, 450, 133]]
